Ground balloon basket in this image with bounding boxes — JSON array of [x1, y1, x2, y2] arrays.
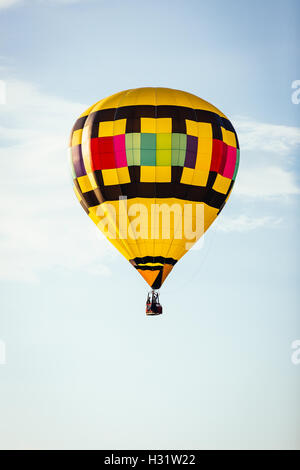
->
[[146, 290, 163, 316]]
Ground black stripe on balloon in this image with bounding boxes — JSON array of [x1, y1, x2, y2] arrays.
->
[[172, 119, 186, 133], [171, 166, 184, 183], [206, 171, 218, 191], [195, 110, 222, 125], [126, 166, 142, 199], [125, 118, 141, 133], [152, 269, 163, 289], [116, 105, 156, 119], [128, 166, 141, 182], [212, 123, 223, 140], [97, 108, 116, 121], [90, 115, 100, 139], [81, 190, 100, 208], [102, 186, 122, 201], [93, 169, 104, 187], [158, 106, 195, 120], [220, 116, 239, 135], [205, 187, 228, 209], [84, 106, 235, 137], [133, 256, 177, 265], [82, 181, 227, 209], [135, 266, 163, 271]]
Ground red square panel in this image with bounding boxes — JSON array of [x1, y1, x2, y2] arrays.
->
[[90, 137, 116, 170], [90, 137, 100, 157], [218, 143, 228, 175], [91, 152, 116, 170], [100, 152, 116, 169], [210, 139, 226, 173], [99, 136, 114, 153]]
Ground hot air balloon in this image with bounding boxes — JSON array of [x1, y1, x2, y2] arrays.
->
[[69, 88, 239, 315]]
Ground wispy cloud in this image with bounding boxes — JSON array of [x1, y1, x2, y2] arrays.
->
[[234, 166, 300, 198], [232, 116, 300, 198], [235, 117, 300, 155], [214, 215, 282, 233]]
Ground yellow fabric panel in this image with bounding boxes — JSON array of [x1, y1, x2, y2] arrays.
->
[[138, 239, 156, 258], [213, 174, 232, 194], [77, 174, 96, 193], [118, 88, 152, 107], [133, 116, 171, 134], [106, 198, 143, 260], [140, 166, 156, 182], [102, 168, 119, 186], [87, 198, 219, 265], [221, 127, 237, 147], [152, 88, 222, 114], [120, 199, 153, 259], [99, 121, 114, 137], [140, 118, 156, 133], [167, 241, 188, 261], [191, 170, 208, 187], [134, 87, 157, 105], [154, 87, 181, 106], [114, 119, 126, 135], [198, 122, 212, 139], [71, 129, 83, 146], [186, 120, 198, 137], [155, 166, 171, 182], [180, 167, 194, 184], [193, 130, 213, 186], [156, 118, 172, 133], [117, 166, 130, 184]]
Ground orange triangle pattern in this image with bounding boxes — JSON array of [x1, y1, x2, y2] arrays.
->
[[137, 269, 161, 288]]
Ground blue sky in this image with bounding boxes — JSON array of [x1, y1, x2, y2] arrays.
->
[[0, 0, 299, 450]]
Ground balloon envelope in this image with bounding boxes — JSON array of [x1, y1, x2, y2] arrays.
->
[[69, 87, 239, 289]]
